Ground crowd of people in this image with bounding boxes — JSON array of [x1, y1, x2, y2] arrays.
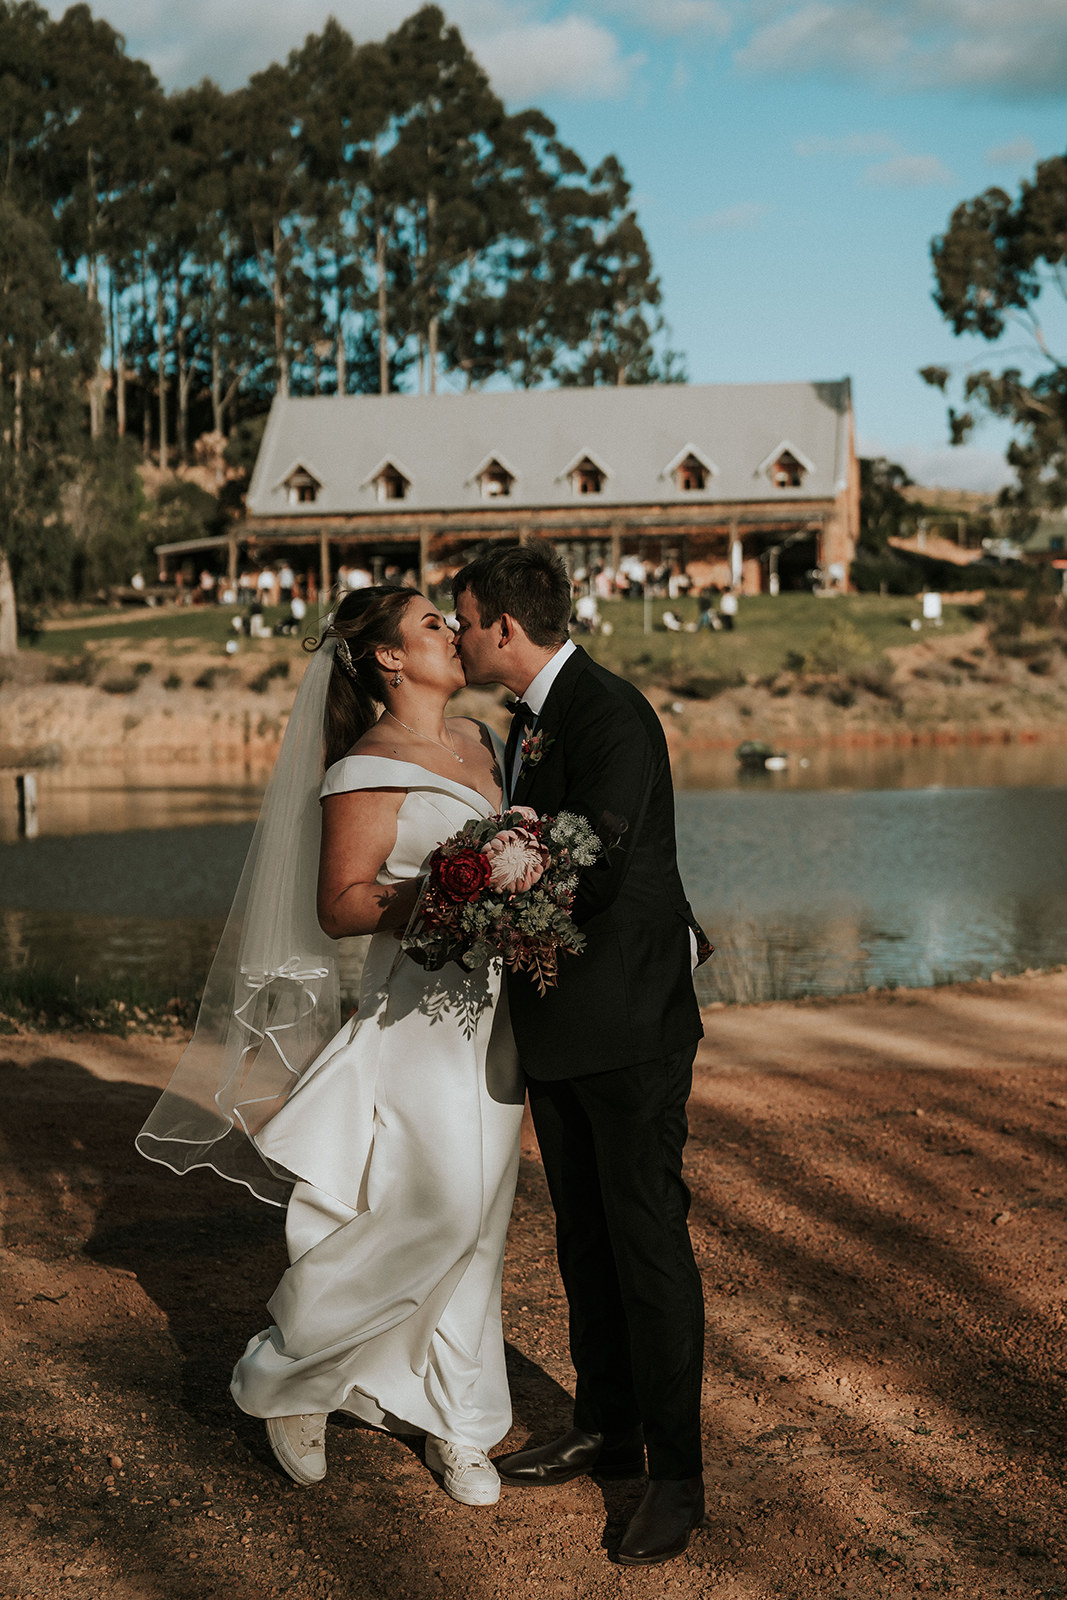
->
[[148, 551, 739, 641]]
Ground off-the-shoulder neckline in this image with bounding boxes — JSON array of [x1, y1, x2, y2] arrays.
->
[[322, 753, 499, 814]]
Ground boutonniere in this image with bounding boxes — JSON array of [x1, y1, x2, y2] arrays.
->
[[521, 729, 554, 769]]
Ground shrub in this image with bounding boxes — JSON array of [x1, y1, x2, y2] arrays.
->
[[100, 674, 139, 695], [668, 672, 741, 700], [193, 667, 218, 690], [248, 659, 291, 694], [849, 658, 897, 699], [47, 653, 94, 685], [133, 660, 153, 678], [789, 619, 872, 675], [162, 672, 182, 690]]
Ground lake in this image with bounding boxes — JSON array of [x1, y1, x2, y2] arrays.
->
[[2, 742, 1066, 1006]]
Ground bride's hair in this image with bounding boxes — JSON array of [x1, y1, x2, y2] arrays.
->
[[305, 584, 417, 767]]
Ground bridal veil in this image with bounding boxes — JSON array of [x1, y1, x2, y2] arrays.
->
[[136, 638, 341, 1204]]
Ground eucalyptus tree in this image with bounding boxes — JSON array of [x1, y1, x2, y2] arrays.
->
[[41, 3, 160, 437], [553, 156, 670, 387], [922, 151, 1067, 514], [0, 199, 99, 619], [229, 57, 314, 399], [375, 6, 531, 393], [0, 0, 54, 215]]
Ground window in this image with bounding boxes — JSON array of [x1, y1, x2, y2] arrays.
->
[[570, 456, 606, 496], [374, 463, 410, 503], [479, 459, 514, 499], [284, 466, 321, 506], [675, 453, 708, 492], [770, 450, 806, 489]]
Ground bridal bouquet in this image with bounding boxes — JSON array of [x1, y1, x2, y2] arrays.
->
[[401, 807, 603, 994]]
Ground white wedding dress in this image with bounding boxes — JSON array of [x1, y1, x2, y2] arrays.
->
[[230, 756, 524, 1450]]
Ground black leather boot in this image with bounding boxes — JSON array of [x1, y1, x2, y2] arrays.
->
[[616, 1476, 705, 1565], [494, 1427, 645, 1487]]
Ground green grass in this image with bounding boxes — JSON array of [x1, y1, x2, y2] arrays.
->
[[582, 592, 972, 683], [28, 605, 300, 656], [26, 591, 972, 679], [0, 967, 195, 1036]]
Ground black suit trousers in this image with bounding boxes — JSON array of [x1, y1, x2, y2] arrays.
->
[[525, 1046, 705, 1480]]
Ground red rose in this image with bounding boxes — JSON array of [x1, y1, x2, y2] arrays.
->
[[432, 847, 492, 903]]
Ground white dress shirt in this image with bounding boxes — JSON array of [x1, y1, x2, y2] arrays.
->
[[508, 638, 576, 792]]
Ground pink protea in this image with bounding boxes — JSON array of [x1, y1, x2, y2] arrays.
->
[[482, 828, 549, 893]]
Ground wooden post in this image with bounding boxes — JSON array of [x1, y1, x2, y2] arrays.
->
[[418, 527, 430, 596], [319, 528, 331, 600], [729, 520, 742, 588], [16, 773, 38, 839], [227, 530, 238, 594]]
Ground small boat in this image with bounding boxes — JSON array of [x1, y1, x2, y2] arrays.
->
[[736, 740, 789, 773]]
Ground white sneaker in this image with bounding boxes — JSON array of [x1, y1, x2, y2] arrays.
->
[[265, 1412, 327, 1485], [425, 1436, 501, 1506]]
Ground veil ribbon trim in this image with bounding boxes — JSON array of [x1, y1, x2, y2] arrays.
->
[[135, 638, 342, 1205]]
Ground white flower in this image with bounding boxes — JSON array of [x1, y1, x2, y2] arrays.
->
[[482, 828, 549, 893]]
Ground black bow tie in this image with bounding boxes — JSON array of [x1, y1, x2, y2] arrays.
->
[[508, 699, 534, 722]]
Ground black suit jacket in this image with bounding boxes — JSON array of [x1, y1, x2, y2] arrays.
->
[[506, 646, 703, 1080]]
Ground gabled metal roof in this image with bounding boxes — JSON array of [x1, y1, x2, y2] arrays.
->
[[247, 379, 853, 519]]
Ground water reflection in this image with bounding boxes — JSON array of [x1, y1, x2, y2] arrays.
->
[[2, 750, 1067, 1006]]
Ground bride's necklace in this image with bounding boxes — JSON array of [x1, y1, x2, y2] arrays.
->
[[384, 709, 463, 763]]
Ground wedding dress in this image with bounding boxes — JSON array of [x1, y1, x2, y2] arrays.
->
[[230, 756, 524, 1450]]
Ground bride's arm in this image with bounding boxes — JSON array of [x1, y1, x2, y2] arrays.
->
[[317, 787, 422, 938]]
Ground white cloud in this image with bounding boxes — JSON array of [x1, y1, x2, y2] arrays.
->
[[794, 131, 899, 158], [693, 201, 769, 231], [863, 153, 955, 188], [886, 442, 1015, 493], [793, 132, 954, 188], [985, 137, 1038, 166], [736, 3, 910, 78], [734, 0, 1067, 99], [475, 15, 644, 101], [41, 0, 642, 103], [604, 0, 730, 36]]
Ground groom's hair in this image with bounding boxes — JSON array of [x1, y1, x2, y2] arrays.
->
[[452, 541, 571, 647]]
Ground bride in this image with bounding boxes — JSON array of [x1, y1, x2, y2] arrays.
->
[[137, 585, 524, 1507]]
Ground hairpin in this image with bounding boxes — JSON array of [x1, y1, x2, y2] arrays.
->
[[334, 636, 359, 679]]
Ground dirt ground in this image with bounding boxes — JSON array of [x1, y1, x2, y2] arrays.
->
[[2, 973, 1066, 1600]]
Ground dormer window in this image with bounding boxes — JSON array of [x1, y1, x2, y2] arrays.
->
[[757, 440, 815, 491], [479, 459, 514, 499], [284, 465, 321, 506], [374, 462, 410, 502], [570, 456, 606, 496], [771, 451, 805, 489], [675, 453, 708, 492]]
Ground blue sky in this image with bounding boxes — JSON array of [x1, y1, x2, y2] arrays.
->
[[55, 0, 1067, 490]]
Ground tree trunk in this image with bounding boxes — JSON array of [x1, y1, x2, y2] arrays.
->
[[376, 223, 389, 396], [0, 550, 17, 656], [176, 287, 191, 466], [139, 255, 151, 460], [426, 190, 437, 394], [428, 315, 438, 394], [156, 281, 168, 472], [272, 221, 289, 399], [115, 309, 127, 438], [13, 367, 24, 456], [211, 331, 222, 435], [86, 255, 106, 439], [335, 268, 346, 395]]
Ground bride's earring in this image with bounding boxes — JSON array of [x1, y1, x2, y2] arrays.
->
[[391, 669, 403, 688]]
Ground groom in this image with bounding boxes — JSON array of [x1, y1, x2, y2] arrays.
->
[[453, 542, 707, 1567]]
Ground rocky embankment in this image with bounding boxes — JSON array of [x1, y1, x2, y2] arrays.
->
[[4, 622, 1067, 780]]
